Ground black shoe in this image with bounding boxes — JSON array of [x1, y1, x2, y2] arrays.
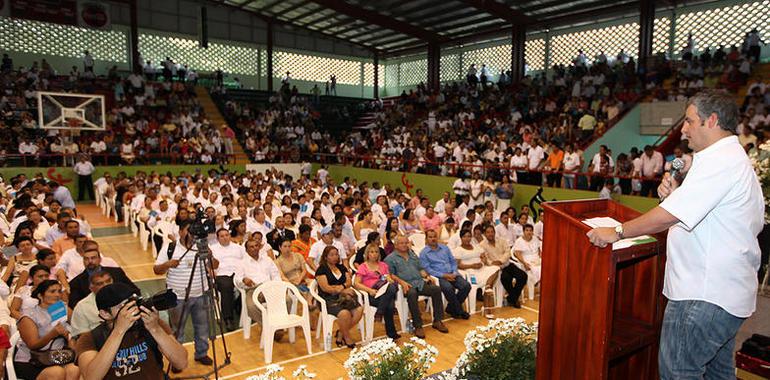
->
[[512, 299, 522, 309], [460, 311, 470, 320], [171, 367, 183, 374], [195, 356, 213, 366]]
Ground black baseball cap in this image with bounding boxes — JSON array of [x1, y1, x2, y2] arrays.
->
[[96, 283, 137, 311]]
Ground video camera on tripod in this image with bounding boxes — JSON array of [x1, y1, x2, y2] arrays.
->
[[188, 207, 217, 240]]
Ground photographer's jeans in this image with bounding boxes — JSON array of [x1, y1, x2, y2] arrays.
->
[[659, 299, 745, 380], [169, 295, 210, 359]]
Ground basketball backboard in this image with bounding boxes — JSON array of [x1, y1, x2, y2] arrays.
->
[[37, 91, 106, 130]]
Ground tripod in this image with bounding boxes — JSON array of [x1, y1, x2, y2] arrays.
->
[[168, 236, 232, 380]]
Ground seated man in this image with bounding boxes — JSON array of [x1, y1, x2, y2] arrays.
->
[[56, 235, 119, 283], [76, 283, 188, 380], [68, 240, 139, 309], [209, 228, 246, 332], [235, 238, 284, 338], [385, 236, 448, 339], [70, 270, 113, 337], [419, 230, 471, 319]]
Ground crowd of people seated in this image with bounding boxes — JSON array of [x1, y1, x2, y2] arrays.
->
[[1, 53, 236, 167], [81, 166, 544, 358]]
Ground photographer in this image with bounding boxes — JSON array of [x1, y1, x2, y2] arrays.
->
[[153, 219, 217, 367], [76, 283, 188, 380]]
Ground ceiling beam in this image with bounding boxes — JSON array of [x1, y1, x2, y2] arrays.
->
[[532, 1, 638, 28], [282, 1, 315, 18], [286, 4, 323, 22], [432, 15, 500, 33], [209, 1, 381, 54], [458, 0, 534, 24], [346, 28, 397, 41], [415, 9, 481, 28], [356, 31, 405, 45], [307, 0, 444, 42], [256, 0, 284, 13], [402, 4, 468, 24], [315, 16, 355, 29], [237, 0, 259, 9], [330, 22, 373, 37]]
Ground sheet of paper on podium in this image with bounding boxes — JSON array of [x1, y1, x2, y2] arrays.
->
[[582, 217, 657, 250]]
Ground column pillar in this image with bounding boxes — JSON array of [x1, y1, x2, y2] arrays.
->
[[427, 42, 441, 90], [373, 52, 379, 98], [267, 21, 274, 93], [511, 27, 526, 83], [129, 0, 140, 73], [638, 0, 655, 78]]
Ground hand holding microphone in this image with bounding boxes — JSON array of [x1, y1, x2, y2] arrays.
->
[[658, 158, 684, 200]]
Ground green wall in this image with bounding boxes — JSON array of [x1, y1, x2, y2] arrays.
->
[[0, 164, 245, 199], [315, 165, 659, 213], [583, 105, 661, 164]]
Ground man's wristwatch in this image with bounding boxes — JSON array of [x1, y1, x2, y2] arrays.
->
[[614, 224, 625, 239]]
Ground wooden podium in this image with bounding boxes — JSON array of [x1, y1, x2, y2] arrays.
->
[[536, 199, 667, 380]]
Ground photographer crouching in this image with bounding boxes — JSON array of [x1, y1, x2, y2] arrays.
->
[[75, 283, 188, 380]]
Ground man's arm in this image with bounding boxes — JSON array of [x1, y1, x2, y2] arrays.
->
[[587, 207, 680, 247], [141, 310, 187, 370], [77, 302, 140, 380]]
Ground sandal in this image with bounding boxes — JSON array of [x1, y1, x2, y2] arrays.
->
[[335, 330, 345, 347]]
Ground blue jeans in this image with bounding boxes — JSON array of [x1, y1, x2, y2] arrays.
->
[[169, 295, 210, 359], [659, 299, 745, 380], [438, 275, 471, 316]]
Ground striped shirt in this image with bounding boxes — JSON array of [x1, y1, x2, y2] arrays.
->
[[154, 242, 208, 298]]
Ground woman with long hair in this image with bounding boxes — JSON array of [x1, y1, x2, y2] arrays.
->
[[315, 246, 363, 348], [228, 220, 247, 245], [353, 243, 400, 341], [353, 210, 377, 241], [14, 279, 80, 380]]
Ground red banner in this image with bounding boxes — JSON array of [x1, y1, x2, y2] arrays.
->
[[10, 0, 77, 25]]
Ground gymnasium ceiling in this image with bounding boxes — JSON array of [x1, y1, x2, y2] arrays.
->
[[213, 0, 691, 57]]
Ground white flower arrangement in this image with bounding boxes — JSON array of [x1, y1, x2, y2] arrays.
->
[[244, 364, 316, 380], [438, 317, 538, 380], [344, 337, 438, 380], [750, 141, 770, 224]]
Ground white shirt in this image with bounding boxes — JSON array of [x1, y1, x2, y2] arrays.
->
[[660, 136, 764, 317], [210, 242, 247, 277], [74, 161, 95, 176], [308, 240, 347, 266], [234, 253, 281, 288], [495, 222, 516, 246], [527, 146, 545, 169], [55, 249, 119, 280], [563, 152, 581, 172]]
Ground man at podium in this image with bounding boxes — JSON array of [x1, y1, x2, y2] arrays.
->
[[587, 91, 764, 379]]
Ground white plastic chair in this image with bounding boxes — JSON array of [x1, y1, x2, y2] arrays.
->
[[354, 239, 368, 251], [510, 258, 537, 301], [138, 221, 150, 252], [309, 280, 365, 352], [252, 281, 311, 364], [238, 283, 298, 340], [6, 331, 19, 380], [408, 233, 426, 254], [94, 185, 102, 208], [394, 283, 434, 332], [459, 269, 502, 314]]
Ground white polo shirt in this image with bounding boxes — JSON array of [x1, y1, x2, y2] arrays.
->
[[660, 136, 764, 318], [210, 242, 247, 277]]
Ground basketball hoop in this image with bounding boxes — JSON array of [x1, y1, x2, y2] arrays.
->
[[66, 118, 83, 128]]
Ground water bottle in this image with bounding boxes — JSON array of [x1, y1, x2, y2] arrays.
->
[[406, 318, 414, 334], [325, 333, 332, 349]]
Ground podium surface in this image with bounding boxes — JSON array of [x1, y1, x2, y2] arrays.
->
[[536, 199, 666, 380]]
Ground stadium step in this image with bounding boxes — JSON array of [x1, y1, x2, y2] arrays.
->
[[194, 86, 251, 165]]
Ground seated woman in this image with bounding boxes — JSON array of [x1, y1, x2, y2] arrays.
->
[[2, 237, 39, 293], [353, 211, 377, 241], [399, 209, 421, 236], [382, 217, 404, 253], [452, 230, 499, 316], [10, 264, 50, 320], [438, 217, 457, 245], [274, 238, 313, 307], [512, 224, 542, 300], [15, 279, 80, 380], [353, 243, 400, 341], [314, 246, 363, 348], [353, 232, 386, 268]]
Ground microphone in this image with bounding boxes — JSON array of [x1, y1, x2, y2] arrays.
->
[[670, 158, 685, 183]]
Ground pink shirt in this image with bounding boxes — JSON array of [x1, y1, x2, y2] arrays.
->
[[420, 214, 442, 231], [356, 261, 389, 288]]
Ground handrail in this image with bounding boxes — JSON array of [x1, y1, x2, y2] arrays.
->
[[653, 115, 686, 148], [3, 153, 236, 166]]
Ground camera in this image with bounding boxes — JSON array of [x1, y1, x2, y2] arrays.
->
[[129, 289, 178, 311], [189, 207, 216, 239]]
